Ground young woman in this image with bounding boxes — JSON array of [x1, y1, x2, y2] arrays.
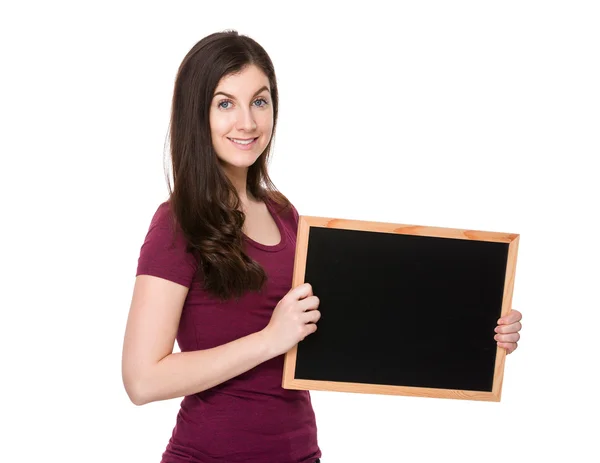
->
[[121, 30, 523, 463]]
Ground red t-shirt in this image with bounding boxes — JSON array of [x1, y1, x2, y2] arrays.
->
[[135, 198, 321, 463]]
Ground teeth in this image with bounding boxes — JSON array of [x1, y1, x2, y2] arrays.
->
[[230, 138, 255, 145]]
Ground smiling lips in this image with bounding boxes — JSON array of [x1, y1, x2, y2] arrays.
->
[[228, 137, 258, 150]]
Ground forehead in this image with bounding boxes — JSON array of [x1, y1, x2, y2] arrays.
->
[[214, 64, 270, 95]]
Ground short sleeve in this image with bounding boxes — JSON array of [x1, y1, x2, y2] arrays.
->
[[136, 202, 198, 288]]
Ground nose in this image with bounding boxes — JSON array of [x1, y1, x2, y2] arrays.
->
[[235, 107, 257, 132]]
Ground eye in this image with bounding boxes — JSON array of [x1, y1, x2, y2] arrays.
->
[[218, 99, 233, 109], [253, 98, 269, 107]]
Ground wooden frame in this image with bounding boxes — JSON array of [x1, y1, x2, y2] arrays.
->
[[282, 215, 520, 402]]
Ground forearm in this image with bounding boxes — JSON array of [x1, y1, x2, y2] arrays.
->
[[129, 330, 275, 405]]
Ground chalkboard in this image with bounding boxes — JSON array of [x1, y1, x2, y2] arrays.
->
[[282, 215, 520, 402]]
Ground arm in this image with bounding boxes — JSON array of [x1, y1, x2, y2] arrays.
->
[[121, 274, 275, 406]]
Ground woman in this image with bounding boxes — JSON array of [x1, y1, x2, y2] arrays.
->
[[121, 30, 523, 463]]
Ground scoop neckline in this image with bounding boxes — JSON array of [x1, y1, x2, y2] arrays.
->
[[242, 198, 287, 252]]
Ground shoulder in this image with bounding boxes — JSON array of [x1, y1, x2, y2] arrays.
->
[[266, 194, 299, 229], [144, 200, 191, 250], [148, 200, 175, 230], [144, 200, 186, 243]]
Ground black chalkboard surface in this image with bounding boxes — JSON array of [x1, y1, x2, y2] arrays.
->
[[282, 216, 520, 401]]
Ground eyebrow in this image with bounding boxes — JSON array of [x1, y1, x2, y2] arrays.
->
[[213, 85, 270, 100]]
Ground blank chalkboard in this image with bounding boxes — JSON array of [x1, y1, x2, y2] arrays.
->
[[282, 216, 520, 402]]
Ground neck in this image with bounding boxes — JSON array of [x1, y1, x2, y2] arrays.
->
[[222, 164, 251, 204]]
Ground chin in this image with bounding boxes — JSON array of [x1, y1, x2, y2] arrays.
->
[[219, 153, 262, 170], [216, 143, 266, 168], [232, 158, 260, 169]]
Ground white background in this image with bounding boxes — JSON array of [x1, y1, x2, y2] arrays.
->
[[1, 1, 599, 462]]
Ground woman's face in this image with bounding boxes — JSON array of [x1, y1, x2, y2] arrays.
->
[[209, 64, 274, 171]]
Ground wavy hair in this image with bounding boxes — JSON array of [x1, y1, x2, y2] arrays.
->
[[164, 30, 291, 300]]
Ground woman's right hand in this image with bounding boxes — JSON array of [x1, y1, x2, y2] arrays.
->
[[262, 283, 321, 357]]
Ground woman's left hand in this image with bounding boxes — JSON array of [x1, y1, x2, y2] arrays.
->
[[495, 309, 522, 354]]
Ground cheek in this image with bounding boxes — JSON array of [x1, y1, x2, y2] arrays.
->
[[209, 111, 233, 137], [256, 112, 274, 135]]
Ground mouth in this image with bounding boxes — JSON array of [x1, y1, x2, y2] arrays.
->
[[228, 137, 259, 150]]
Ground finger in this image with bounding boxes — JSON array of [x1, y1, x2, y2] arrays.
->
[[290, 283, 313, 300], [299, 295, 320, 312], [498, 341, 518, 354], [301, 323, 318, 340], [495, 321, 522, 334], [498, 309, 522, 325], [494, 332, 520, 343], [302, 309, 321, 324]]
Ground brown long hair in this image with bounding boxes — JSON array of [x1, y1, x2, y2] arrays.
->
[[165, 30, 291, 300]]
